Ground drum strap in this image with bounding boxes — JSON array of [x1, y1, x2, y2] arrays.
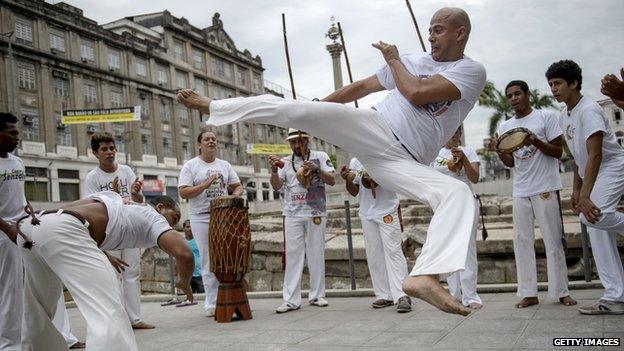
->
[[475, 194, 488, 241], [556, 190, 567, 252], [397, 204, 404, 233]]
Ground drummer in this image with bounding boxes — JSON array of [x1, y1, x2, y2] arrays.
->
[[491, 80, 576, 308], [268, 129, 336, 313], [178, 127, 244, 317]]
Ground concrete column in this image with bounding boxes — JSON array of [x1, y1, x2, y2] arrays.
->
[[49, 167, 59, 202], [326, 42, 344, 90]]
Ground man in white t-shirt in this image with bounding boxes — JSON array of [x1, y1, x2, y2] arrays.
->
[[268, 129, 335, 313], [19, 193, 193, 351], [178, 129, 244, 317], [342, 157, 411, 313], [546, 60, 624, 315], [178, 7, 486, 315], [493, 80, 576, 309], [0, 112, 26, 351], [432, 127, 482, 309], [84, 132, 152, 329]]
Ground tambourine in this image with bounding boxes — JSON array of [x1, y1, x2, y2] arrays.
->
[[446, 157, 463, 173], [497, 127, 531, 154], [361, 172, 378, 199], [296, 168, 313, 189]]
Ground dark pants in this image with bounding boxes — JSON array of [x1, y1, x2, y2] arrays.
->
[[191, 276, 204, 293]]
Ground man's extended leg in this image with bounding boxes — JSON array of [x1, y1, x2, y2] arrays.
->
[[0, 235, 23, 351]]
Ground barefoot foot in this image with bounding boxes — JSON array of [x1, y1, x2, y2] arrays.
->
[[515, 297, 539, 308], [131, 321, 155, 329], [559, 295, 577, 306], [403, 275, 471, 316], [468, 302, 483, 309], [176, 89, 212, 115]]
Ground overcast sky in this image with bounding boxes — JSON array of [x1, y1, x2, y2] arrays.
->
[[58, 0, 624, 150]]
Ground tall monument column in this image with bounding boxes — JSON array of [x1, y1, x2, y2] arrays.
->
[[325, 18, 343, 90]]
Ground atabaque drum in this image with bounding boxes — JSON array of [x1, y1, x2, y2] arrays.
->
[[208, 195, 253, 322]]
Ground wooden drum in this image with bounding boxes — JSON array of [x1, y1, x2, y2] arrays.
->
[[208, 195, 252, 322]]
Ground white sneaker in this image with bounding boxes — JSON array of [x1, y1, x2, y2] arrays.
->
[[205, 308, 215, 317], [275, 302, 300, 314], [310, 297, 329, 307]]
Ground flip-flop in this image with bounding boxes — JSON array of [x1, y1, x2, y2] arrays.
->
[[161, 298, 183, 306], [175, 301, 198, 308]]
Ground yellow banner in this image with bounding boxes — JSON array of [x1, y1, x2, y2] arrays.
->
[[61, 107, 141, 125], [246, 143, 292, 155]]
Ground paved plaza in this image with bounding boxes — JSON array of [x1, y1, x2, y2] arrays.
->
[[67, 288, 623, 350]]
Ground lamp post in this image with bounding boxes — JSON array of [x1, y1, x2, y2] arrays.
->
[[325, 17, 344, 91]]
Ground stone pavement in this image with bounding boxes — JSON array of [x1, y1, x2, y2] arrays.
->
[[67, 288, 623, 350]]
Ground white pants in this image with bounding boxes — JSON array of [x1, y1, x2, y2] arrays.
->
[[588, 228, 624, 302], [52, 296, 79, 348], [209, 95, 476, 276], [108, 248, 142, 324], [189, 218, 219, 311], [513, 192, 569, 299], [447, 199, 482, 306], [0, 235, 22, 351], [19, 213, 137, 351], [361, 212, 408, 302], [283, 216, 326, 307]]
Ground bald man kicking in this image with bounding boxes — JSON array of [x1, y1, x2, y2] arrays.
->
[[178, 8, 485, 316], [18, 193, 194, 350]]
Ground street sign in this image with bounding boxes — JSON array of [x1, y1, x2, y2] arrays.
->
[[245, 143, 292, 155]]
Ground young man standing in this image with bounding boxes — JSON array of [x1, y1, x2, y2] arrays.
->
[[432, 127, 482, 309], [178, 7, 486, 315], [268, 129, 336, 313], [182, 219, 204, 293], [547, 60, 624, 314], [84, 132, 152, 329], [19, 193, 193, 351], [342, 157, 411, 313], [494, 80, 576, 308], [0, 112, 26, 351]]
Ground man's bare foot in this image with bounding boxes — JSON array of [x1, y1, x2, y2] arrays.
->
[[468, 302, 483, 309], [176, 89, 211, 115], [131, 321, 155, 329], [559, 295, 577, 306], [403, 275, 471, 316], [515, 297, 539, 308]]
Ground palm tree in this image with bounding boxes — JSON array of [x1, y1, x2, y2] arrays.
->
[[479, 81, 556, 136]]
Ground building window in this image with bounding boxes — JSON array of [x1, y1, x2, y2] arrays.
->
[[236, 67, 248, 87], [157, 64, 168, 86], [173, 40, 185, 61], [15, 16, 33, 46], [25, 167, 48, 202], [21, 107, 39, 141], [194, 78, 207, 96], [49, 28, 66, 53], [136, 57, 148, 77], [211, 84, 235, 100], [178, 107, 189, 125], [58, 170, 80, 201], [55, 113, 72, 146], [210, 56, 232, 81], [141, 129, 153, 155], [83, 79, 97, 103], [108, 48, 121, 69], [80, 38, 95, 61], [252, 73, 262, 92], [176, 70, 188, 89], [165, 177, 179, 200], [110, 87, 123, 107], [160, 97, 171, 122], [162, 132, 173, 157], [138, 92, 151, 128], [112, 123, 126, 153], [52, 76, 69, 98], [192, 48, 204, 70], [18, 61, 36, 90], [182, 137, 191, 161]]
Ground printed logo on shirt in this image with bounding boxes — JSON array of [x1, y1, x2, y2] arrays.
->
[[513, 144, 537, 161], [326, 159, 333, 168], [313, 216, 322, 225], [418, 74, 452, 117], [0, 169, 25, 183], [98, 179, 130, 197], [540, 192, 551, 201], [565, 125, 575, 141], [204, 171, 226, 199], [383, 214, 393, 223]]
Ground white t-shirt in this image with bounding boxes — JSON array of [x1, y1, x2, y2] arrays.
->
[[0, 153, 27, 227], [374, 53, 486, 165], [559, 96, 624, 179], [350, 158, 399, 219], [178, 157, 240, 220], [85, 164, 136, 198], [89, 191, 172, 251], [277, 150, 335, 218], [497, 109, 564, 197], [431, 146, 480, 191]]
